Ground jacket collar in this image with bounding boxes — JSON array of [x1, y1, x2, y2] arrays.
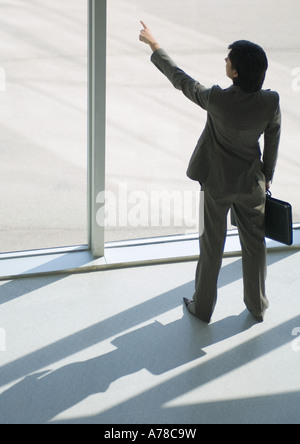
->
[[226, 84, 244, 94]]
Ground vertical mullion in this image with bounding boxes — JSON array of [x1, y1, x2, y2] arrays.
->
[[88, 0, 107, 257]]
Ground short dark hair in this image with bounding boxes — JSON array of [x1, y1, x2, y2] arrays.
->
[[228, 40, 268, 93]]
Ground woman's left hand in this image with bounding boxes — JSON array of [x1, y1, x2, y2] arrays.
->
[[139, 21, 160, 51]]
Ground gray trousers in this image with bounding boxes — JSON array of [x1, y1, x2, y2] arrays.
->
[[193, 172, 269, 322]]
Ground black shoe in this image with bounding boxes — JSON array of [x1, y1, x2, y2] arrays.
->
[[253, 314, 264, 323], [183, 297, 191, 307], [183, 298, 212, 323], [247, 308, 265, 323], [183, 298, 196, 315]]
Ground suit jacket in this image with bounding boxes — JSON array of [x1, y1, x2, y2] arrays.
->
[[151, 49, 281, 194]]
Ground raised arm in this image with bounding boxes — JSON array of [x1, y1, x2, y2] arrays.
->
[[139, 21, 161, 52], [139, 21, 210, 110]]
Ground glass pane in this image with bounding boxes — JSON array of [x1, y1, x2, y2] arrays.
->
[[106, 0, 300, 243], [0, 0, 88, 253]]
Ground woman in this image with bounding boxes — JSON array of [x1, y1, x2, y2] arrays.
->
[[139, 21, 281, 323]]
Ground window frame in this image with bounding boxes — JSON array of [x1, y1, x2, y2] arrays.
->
[[88, 0, 106, 257]]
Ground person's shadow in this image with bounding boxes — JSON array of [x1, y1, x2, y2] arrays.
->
[[0, 309, 256, 424]]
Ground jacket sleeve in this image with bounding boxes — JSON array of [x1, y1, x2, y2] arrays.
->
[[263, 97, 281, 182], [151, 48, 211, 110]]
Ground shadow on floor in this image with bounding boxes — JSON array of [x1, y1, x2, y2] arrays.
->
[[0, 250, 298, 423]]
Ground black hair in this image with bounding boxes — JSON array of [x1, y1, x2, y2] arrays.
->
[[228, 40, 268, 93]]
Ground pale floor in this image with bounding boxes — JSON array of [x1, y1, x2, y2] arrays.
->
[[0, 250, 300, 424]]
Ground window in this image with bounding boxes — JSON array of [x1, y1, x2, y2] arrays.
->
[[0, 0, 88, 254], [105, 0, 300, 243]]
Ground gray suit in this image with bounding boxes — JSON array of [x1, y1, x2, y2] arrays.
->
[[151, 49, 281, 322]]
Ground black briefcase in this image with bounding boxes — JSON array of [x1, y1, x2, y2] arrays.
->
[[231, 191, 293, 246]]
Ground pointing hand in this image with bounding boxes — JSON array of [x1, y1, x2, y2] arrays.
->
[[139, 21, 160, 52]]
